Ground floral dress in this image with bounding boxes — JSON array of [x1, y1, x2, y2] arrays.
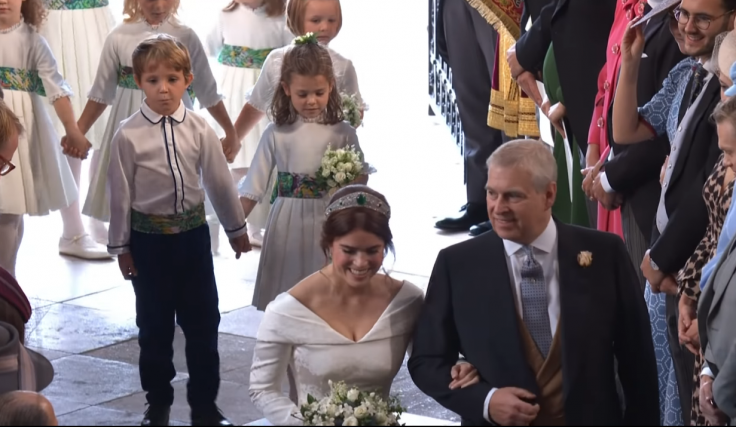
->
[[676, 154, 734, 425]]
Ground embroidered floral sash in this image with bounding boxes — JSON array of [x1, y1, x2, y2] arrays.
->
[[0, 67, 46, 96], [47, 0, 110, 10], [218, 45, 274, 69], [270, 172, 329, 203], [131, 203, 206, 235], [117, 65, 197, 102]]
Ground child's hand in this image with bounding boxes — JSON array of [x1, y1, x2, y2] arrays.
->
[[61, 131, 91, 159], [229, 234, 252, 259], [117, 253, 137, 280], [221, 134, 241, 164]]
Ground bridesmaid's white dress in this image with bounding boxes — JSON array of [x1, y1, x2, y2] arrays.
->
[[249, 282, 424, 426]]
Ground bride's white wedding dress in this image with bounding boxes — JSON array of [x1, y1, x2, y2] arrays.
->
[[249, 281, 424, 426]]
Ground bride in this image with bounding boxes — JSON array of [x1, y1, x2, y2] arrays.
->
[[249, 185, 478, 425]]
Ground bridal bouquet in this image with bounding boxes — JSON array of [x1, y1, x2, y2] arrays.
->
[[341, 93, 363, 127], [298, 380, 405, 426], [316, 145, 364, 195]]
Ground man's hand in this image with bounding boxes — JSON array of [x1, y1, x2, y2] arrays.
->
[[659, 275, 678, 296], [506, 44, 523, 79], [516, 71, 543, 107], [641, 250, 665, 289], [678, 296, 700, 354], [229, 233, 252, 259], [449, 362, 479, 390], [700, 376, 729, 426], [488, 388, 540, 426], [117, 253, 137, 280]]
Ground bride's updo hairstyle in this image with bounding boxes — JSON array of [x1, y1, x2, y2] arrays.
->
[[321, 185, 394, 260]]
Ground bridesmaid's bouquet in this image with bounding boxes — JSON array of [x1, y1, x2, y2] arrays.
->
[[316, 145, 364, 196], [297, 380, 405, 426], [341, 93, 363, 128]]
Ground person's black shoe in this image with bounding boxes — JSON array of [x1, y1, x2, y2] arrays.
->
[[435, 203, 488, 232], [141, 405, 170, 427], [469, 220, 493, 237], [191, 407, 233, 427]]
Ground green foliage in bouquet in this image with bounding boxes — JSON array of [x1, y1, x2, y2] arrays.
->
[[341, 93, 363, 128], [297, 381, 405, 426]]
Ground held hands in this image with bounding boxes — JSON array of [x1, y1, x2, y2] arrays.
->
[[678, 296, 700, 354], [449, 362, 480, 390], [700, 376, 729, 426], [61, 130, 92, 159], [489, 388, 540, 426], [621, 19, 646, 64], [229, 233, 252, 259], [117, 253, 137, 280], [506, 44, 523, 79], [221, 132, 241, 164]]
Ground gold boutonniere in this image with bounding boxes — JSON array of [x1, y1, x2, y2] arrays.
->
[[577, 251, 593, 268]]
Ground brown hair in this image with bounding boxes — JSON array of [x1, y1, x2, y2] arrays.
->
[[224, 0, 286, 17], [286, 0, 342, 36], [0, 299, 25, 345], [132, 34, 192, 80], [21, 0, 48, 31], [270, 42, 343, 125], [713, 96, 736, 126], [0, 101, 24, 151], [321, 185, 393, 259], [123, 0, 180, 23]]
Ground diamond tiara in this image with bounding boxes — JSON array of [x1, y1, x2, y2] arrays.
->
[[325, 192, 391, 219]]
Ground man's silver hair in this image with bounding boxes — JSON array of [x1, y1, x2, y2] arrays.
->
[[486, 140, 557, 192]]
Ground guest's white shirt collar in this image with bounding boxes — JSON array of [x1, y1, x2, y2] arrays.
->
[[503, 217, 557, 256], [140, 99, 187, 124]]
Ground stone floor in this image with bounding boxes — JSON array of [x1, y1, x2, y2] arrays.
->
[[15, 0, 476, 425]]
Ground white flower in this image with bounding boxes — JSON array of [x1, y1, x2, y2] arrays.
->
[[344, 416, 359, 426], [353, 405, 368, 419], [347, 389, 360, 402], [335, 172, 347, 183], [375, 413, 387, 426], [327, 179, 337, 188], [321, 168, 331, 178], [342, 404, 353, 417]]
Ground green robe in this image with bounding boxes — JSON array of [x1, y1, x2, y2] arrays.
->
[[542, 43, 589, 227]]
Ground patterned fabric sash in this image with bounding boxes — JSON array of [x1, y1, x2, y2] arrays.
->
[[465, 0, 539, 137], [131, 203, 206, 235], [0, 67, 46, 96], [117, 65, 196, 102], [47, 0, 109, 10], [270, 172, 329, 203], [218, 45, 274, 69]]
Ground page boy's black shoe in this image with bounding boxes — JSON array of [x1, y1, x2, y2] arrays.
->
[[141, 405, 170, 427], [191, 406, 233, 426]]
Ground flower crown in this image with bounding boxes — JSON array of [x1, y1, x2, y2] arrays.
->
[[293, 32, 319, 46], [325, 192, 391, 219]]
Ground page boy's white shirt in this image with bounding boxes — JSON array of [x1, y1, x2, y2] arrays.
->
[[107, 100, 247, 255]]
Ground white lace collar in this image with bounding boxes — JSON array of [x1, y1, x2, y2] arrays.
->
[[0, 17, 23, 34]]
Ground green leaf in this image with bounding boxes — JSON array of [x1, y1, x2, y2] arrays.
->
[[308, 394, 317, 405]]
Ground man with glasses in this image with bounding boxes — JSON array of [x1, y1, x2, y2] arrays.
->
[[612, 0, 735, 424]]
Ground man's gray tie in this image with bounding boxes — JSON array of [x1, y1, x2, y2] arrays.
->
[[520, 245, 553, 357]]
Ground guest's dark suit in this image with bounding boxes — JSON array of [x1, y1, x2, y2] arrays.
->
[[515, 0, 615, 154], [408, 220, 659, 426], [520, 0, 552, 35], [604, 10, 685, 246]]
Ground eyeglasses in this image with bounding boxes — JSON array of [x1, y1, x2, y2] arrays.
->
[[674, 7, 734, 30], [0, 155, 15, 176]]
